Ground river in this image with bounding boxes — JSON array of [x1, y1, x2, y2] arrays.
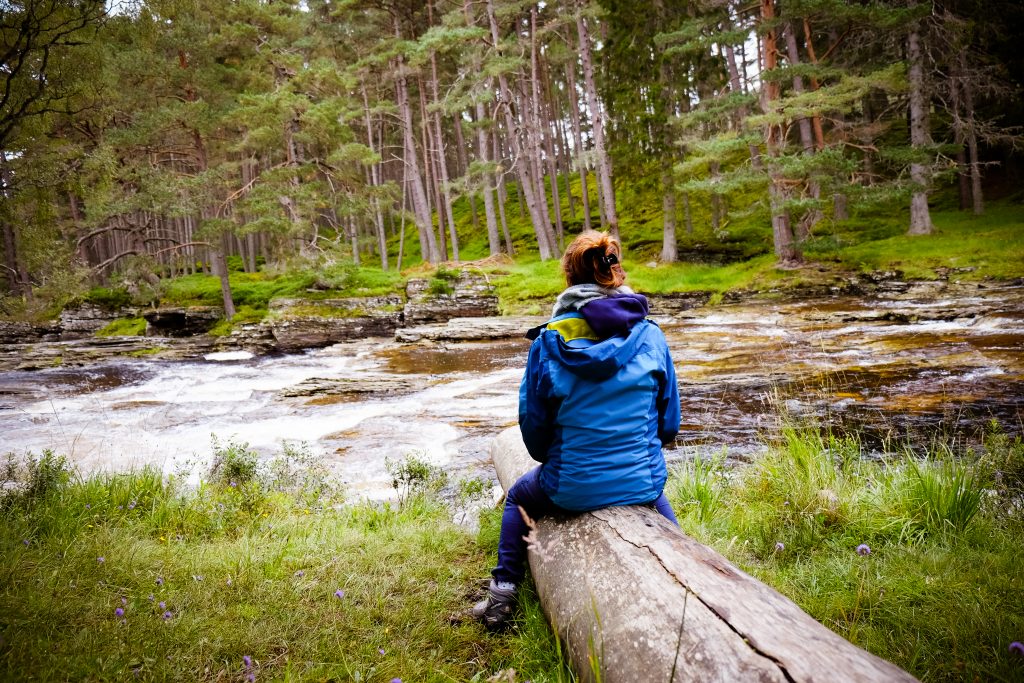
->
[[1, 282, 1022, 502]]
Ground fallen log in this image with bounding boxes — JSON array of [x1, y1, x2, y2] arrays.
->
[[489, 427, 918, 683]]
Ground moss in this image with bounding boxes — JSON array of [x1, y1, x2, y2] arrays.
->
[[128, 348, 163, 357], [96, 317, 146, 337]]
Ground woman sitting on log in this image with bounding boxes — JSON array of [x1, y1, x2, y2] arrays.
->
[[473, 230, 681, 631]]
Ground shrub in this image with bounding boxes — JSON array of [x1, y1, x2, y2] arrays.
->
[[386, 453, 448, 505], [208, 438, 260, 487]]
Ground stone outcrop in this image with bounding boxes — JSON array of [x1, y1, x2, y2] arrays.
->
[[403, 270, 499, 325], [60, 304, 136, 338], [395, 315, 544, 343], [143, 306, 222, 337], [0, 320, 60, 345], [647, 291, 713, 315], [267, 296, 404, 351]]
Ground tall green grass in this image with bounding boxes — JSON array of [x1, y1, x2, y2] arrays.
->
[[0, 444, 573, 682], [666, 424, 1024, 681]]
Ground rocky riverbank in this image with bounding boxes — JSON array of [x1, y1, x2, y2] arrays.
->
[[1, 269, 1019, 372]]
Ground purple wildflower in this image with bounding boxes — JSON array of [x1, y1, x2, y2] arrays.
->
[[114, 607, 124, 618], [390, 679, 401, 683], [121, 597, 128, 605], [97, 556, 105, 563], [162, 611, 173, 621], [85, 504, 91, 510], [1010, 641, 1024, 656], [128, 501, 136, 510], [294, 570, 304, 578], [158, 601, 166, 610], [155, 577, 163, 586], [856, 544, 871, 556], [230, 481, 237, 488], [334, 589, 345, 599], [774, 542, 785, 552], [378, 648, 386, 656], [246, 674, 255, 683], [243, 655, 252, 668], [22, 539, 29, 546]]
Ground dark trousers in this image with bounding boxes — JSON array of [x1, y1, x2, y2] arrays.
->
[[491, 466, 680, 585]]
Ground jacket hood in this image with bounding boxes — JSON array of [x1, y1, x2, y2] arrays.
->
[[541, 315, 654, 381]]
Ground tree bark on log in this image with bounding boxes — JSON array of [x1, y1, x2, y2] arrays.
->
[[489, 427, 918, 683]]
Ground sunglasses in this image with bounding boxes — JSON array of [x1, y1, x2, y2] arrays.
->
[[600, 252, 619, 267]]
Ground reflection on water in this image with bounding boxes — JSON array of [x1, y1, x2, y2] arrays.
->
[[0, 284, 1021, 499], [377, 339, 528, 375]]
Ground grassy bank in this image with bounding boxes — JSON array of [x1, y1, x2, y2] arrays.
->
[[0, 444, 569, 682], [4, 425, 1024, 681], [666, 422, 1024, 682]]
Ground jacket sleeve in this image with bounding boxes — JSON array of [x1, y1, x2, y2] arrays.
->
[[656, 336, 681, 446], [518, 338, 556, 462]]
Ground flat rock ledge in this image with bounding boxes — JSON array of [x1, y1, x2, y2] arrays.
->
[[395, 316, 544, 343], [278, 374, 434, 399], [268, 296, 405, 351]]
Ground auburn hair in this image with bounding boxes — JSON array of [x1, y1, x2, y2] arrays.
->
[[561, 231, 626, 288]]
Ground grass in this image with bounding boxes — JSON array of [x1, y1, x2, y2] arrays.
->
[[0, 444, 574, 683], [666, 421, 1024, 681]]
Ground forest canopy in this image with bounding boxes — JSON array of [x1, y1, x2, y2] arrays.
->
[[1, 0, 1022, 316]]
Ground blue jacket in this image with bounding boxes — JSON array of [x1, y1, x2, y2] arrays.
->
[[518, 293, 680, 511]]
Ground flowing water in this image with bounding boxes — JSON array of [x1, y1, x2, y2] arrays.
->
[[1, 284, 1022, 502]]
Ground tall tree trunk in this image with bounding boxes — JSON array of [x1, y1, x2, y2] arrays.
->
[[463, 0, 502, 255], [907, 26, 933, 235], [453, 114, 479, 231], [494, 130, 514, 254], [428, 0, 459, 261], [524, 17, 556, 254], [485, 0, 556, 259], [565, 61, 592, 231], [362, 84, 389, 270], [761, 0, 800, 265], [724, 35, 762, 169], [539, 52, 564, 249], [393, 35, 440, 263], [418, 77, 448, 260], [784, 23, 822, 241], [660, 161, 677, 263], [958, 54, 984, 216], [575, 9, 618, 239]]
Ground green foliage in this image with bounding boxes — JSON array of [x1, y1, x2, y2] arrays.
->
[[207, 438, 260, 488], [385, 453, 448, 505], [81, 287, 134, 310], [0, 451, 72, 511], [95, 317, 146, 337]]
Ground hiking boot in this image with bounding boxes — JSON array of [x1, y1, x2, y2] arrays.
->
[[471, 580, 517, 632]]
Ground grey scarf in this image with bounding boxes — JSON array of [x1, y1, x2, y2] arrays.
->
[[551, 283, 634, 318]]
